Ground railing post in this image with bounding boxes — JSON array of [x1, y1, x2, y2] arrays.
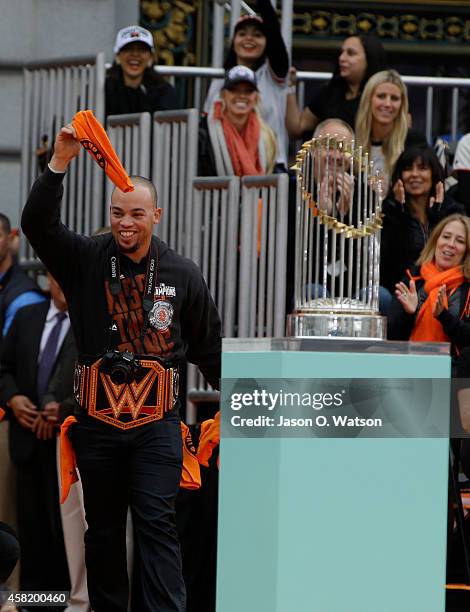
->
[[281, 0, 293, 60], [451, 87, 459, 145], [229, 0, 241, 35], [426, 85, 434, 144], [212, 3, 225, 68]]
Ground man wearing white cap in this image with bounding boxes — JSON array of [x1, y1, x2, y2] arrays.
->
[[105, 25, 178, 117]]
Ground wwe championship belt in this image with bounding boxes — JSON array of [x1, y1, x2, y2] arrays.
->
[[74, 357, 179, 430]]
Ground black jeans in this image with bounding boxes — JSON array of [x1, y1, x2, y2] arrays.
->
[[72, 413, 185, 612]]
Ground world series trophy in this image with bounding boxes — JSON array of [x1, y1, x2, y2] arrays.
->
[[286, 134, 387, 339]]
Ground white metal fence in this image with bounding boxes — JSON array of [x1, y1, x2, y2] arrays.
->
[[155, 65, 470, 146], [152, 109, 199, 257], [186, 176, 240, 421], [185, 174, 289, 422], [20, 54, 106, 260], [239, 174, 289, 338]]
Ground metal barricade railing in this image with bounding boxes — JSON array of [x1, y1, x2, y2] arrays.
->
[[152, 108, 199, 258], [191, 177, 240, 336], [153, 65, 470, 146], [238, 174, 288, 338], [185, 174, 288, 421], [186, 176, 240, 422], [20, 54, 106, 262], [105, 112, 152, 208]]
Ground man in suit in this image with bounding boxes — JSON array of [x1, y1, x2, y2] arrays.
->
[[0, 213, 45, 338], [0, 214, 46, 593], [0, 273, 75, 604]]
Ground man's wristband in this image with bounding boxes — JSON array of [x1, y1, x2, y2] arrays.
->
[[287, 85, 296, 95]]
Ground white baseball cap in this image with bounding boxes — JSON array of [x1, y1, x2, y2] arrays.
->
[[114, 25, 154, 54]]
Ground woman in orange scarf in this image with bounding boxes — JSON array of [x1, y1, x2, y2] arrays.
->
[[198, 65, 277, 177], [388, 214, 470, 358]]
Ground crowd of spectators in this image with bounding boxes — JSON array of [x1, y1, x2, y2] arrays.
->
[[3, 8, 470, 611]]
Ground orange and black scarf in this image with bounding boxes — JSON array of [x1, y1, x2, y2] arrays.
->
[[410, 261, 465, 342]]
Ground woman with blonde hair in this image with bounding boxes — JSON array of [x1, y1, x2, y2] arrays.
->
[[199, 66, 277, 177], [388, 213, 470, 359], [355, 69, 426, 191]]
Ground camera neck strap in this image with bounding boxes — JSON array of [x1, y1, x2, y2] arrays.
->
[[107, 236, 159, 344]]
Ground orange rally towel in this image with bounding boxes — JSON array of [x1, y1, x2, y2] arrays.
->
[[72, 110, 134, 193], [0, 407, 5, 422], [180, 422, 201, 490], [197, 411, 220, 468], [60, 416, 79, 504]]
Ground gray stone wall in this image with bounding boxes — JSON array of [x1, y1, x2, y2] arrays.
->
[[0, 0, 139, 226]]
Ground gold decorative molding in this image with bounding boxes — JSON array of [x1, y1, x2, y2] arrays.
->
[[292, 7, 470, 45], [141, 0, 197, 66]]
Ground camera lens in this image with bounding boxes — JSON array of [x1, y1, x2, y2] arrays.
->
[[110, 364, 132, 385]]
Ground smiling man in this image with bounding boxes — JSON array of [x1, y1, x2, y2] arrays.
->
[[21, 125, 221, 612], [110, 179, 161, 258]]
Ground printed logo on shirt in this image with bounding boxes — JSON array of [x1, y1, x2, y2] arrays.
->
[[81, 140, 106, 169], [104, 273, 175, 357], [155, 283, 176, 298], [149, 300, 174, 332]]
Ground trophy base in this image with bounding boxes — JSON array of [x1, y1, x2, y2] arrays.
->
[[286, 311, 387, 340]]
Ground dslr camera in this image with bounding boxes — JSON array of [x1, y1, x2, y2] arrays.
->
[[99, 350, 145, 385]]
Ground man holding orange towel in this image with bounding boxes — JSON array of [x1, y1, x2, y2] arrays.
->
[[21, 123, 221, 612]]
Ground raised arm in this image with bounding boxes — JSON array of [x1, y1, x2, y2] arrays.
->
[[49, 124, 82, 172], [285, 68, 319, 138], [21, 125, 87, 292], [256, 0, 289, 79]]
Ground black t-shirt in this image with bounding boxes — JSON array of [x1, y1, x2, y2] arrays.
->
[[307, 83, 360, 129], [105, 74, 179, 117]]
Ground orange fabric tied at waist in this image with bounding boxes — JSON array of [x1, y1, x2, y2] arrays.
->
[[60, 416, 79, 504], [59, 416, 201, 500], [197, 411, 220, 468], [180, 422, 201, 490], [72, 110, 134, 193], [0, 407, 5, 422], [74, 357, 179, 430]]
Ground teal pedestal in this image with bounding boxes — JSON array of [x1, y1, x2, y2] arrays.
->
[[217, 339, 451, 612]]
